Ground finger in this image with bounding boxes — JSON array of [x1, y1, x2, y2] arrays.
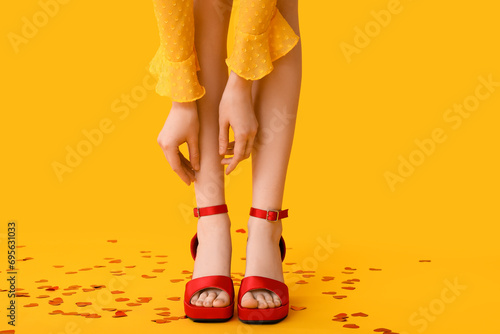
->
[[187, 136, 200, 171], [244, 134, 255, 159], [220, 157, 233, 165], [163, 146, 191, 185], [219, 120, 229, 155], [180, 154, 196, 182], [225, 138, 246, 175], [224, 141, 235, 156]]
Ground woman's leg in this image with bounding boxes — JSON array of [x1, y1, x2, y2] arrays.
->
[[189, 0, 233, 308], [241, 0, 302, 309]]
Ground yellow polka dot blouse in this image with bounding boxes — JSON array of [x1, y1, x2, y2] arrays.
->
[[149, 0, 299, 102]]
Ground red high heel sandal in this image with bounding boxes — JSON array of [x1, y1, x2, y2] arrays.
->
[[237, 207, 289, 324], [184, 204, 234, 322]]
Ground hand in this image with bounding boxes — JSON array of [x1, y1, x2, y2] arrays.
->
[[219, 71, 258, 175], [157, 101, 200, 185]]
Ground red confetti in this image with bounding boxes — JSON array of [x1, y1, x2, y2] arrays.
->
[[152, 319, 171, 324], [235, 228, 246, 233], [290, 306, 306, 311], [170, 279, 183, 283], [352, 312, 368, 317], [24, 303, 38, 307], [142, 275, 157, 279], [167, 297, 180, 301], [137, 297, 152, 303], [156, 311, 171, 316], [343, 324, 359, 329], [113, 311, 127, 318]]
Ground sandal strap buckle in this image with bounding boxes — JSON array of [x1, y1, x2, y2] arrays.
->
[[266, 210, 280, 222]]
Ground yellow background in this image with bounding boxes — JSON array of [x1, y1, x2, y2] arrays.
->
[[1, 0, 499, 333]]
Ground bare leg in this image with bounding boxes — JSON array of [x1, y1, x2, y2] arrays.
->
[[189, 0, 233, 308], [241, 0, 302, 309]]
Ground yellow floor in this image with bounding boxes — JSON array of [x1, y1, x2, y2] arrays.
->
[[3, 236, 498, 333], [2, 0, 500, 333]]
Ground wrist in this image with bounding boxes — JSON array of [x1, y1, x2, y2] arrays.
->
[[172, 100, 197, 109], [227, 71, 253, 91]]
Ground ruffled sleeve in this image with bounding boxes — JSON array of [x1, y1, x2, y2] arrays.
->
[[226, 0, 299, 81], [149, 0, 205, 102]]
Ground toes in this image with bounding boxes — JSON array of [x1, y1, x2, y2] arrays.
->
[[272, 293, 281, 307], [263, 292, 275, 308], [255, 292, 269, 309], [203, 291, 217, 307], [195, 291, 208, 307], [240, 291, 259, 309], [190, 291, 200, 305], [213, 291, 230, 308]]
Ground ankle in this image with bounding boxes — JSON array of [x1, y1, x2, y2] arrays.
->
[[247, 216, 283, 243], [196, 213, 231, 239]]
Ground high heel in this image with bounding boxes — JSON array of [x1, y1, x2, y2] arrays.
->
[[237, 207, 289, 324], [184, 204, 234, 322]]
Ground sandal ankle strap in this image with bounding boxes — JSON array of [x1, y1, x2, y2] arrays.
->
[[193, 204, 228, 218], [249, 207, 288, 222]]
